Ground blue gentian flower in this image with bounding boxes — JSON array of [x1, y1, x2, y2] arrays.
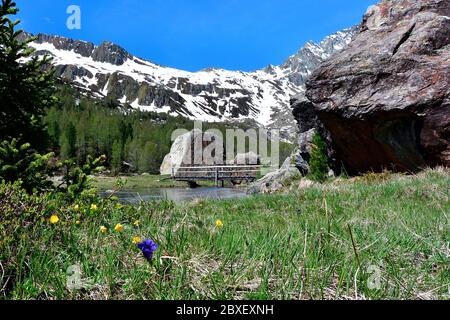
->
[[137, 239, 158, 260]]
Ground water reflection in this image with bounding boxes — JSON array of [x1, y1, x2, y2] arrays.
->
[[100, 187, 248, 204]]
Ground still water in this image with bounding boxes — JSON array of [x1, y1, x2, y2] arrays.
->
[[100, 187, 249, 204]]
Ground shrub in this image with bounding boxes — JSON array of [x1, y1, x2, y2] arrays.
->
[[0, 181, 52, 295], [0, 139, 56, 193], [0, 139, 106, 198], [58, 155, 106, 201]]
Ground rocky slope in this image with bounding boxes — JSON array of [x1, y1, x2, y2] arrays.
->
[[293, 0, 450, 174], [20, 27, 356, 140]]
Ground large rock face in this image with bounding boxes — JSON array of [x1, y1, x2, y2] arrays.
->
[[291, 93, 336, 174], [296, 0, 450, 174]]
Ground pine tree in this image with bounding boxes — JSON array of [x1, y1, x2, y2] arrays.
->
[[60, 122, 77, 160], [138, 141, 158, 174], [0, 139, 55, 193], [308, 132, 329, 183], [44, 106, 60, 149], [111, 140, 123, 175], [0, 0, 56, 146]]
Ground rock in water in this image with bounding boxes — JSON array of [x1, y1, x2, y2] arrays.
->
[[296, 0, 450, 174]]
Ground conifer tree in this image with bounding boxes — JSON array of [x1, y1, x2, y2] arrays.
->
[[0, 0, 55, 146], [111, 140, 123, 174], [60, 122, 77, 160], [308, 132, 329, 183]]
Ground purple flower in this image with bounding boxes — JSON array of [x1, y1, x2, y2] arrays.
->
[[137, 239, 158, 260]]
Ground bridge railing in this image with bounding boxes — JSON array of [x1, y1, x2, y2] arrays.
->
[[172, 165, 263, 185]]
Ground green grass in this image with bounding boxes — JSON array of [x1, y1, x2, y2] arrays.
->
[[92, 175, 214, 191], [2, 169, 449, 300]]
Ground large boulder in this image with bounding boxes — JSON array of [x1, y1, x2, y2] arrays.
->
[[233, 152, 261, 165], [247, 155, 300, 194], [295, 0, 450, 174], [160, 129, 223, 175]]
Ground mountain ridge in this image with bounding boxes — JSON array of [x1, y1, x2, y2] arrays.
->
[[20, 26, 358, 139]]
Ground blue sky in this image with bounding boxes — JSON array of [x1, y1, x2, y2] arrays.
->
[[16, 0, 377, 72]]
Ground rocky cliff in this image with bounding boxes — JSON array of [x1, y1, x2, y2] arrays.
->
[[293, 0, 450, 174]]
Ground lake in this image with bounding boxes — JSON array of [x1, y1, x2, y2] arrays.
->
[[99, 187, 249, 204]]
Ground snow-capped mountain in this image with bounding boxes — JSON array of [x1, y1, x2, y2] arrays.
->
[[263, 29, 357, 86], [22, 26, 357, 139]]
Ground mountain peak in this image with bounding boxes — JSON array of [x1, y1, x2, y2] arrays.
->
[[92, 41, 131, 66], [260, 26, 358, 86]]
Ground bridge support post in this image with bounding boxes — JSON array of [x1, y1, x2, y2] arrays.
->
[[215, 168, 219, 187], [188, 181, 200, 188]]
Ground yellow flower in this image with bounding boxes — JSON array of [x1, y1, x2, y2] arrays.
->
[[76, 220, 81, 225], [90, 204, 98, 211], [100, 226, 108, 233], [74, 204, 80, 211], [133, 220, 140, 227], [114, 223, 124, 233], [132, 236, 141, 244], [215, 219, 224, 229], [50, 214, 59, 224]]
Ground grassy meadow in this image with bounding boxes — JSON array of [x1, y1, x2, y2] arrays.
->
[[1, 168, 449, 300], [92, 175, 189, 191]]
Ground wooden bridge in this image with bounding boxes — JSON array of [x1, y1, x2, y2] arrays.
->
[[171, 165, 261, 187]]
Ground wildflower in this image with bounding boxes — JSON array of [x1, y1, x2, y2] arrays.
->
[[114, 223, 124, 233], [50, 214, 59, 224], [132, 236, 141, 245], [133, 220, 140, 227], [100, 226, 108, 233], [90, 204, 98, 211], [74, 204, 80, 211], [215, 219, 224, 229], [137, 239, 158, 261], [76, 220, 81, 225]]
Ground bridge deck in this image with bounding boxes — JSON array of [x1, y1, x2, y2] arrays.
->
[[172, 165, 261, 186]]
